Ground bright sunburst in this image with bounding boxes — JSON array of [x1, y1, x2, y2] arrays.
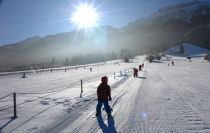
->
[[71, 3, 99, 29]]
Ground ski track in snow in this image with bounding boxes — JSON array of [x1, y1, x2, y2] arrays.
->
[[1, 56, 210, 133], [122, 71, 210, 133], [120, 59, 210, 133], [0, 58, 144, 133], [44, 71, 135, 133]]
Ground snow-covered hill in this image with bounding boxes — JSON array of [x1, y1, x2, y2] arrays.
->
[[1, 55, 210, 132], [182, 43, 210, 56], [167, 43, 210, 57]]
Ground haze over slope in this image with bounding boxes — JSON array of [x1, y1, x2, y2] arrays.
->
[[0, 1, 210, 71]]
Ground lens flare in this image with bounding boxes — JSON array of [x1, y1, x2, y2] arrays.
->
[[141, 112, 148, 119]]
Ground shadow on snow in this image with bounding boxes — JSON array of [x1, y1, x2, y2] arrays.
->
[[97, 115, 117, 133], [0, 116, 17, 132]]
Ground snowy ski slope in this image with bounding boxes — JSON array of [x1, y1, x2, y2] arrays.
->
[[0, 56, 210, 133]]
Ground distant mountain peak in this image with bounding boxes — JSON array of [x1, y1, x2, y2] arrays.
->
[[156, 1, 209, 13], [149, 0, 210, 23]]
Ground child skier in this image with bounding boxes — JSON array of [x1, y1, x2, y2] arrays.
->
[[139, 65, 142, 71], [96, 76, 112, 117], [172, 61, 174, 66], [133, 68, 138, 77], [142, 63, 144, 69]]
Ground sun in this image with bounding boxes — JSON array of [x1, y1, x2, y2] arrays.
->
[[71, 4, 99, 29]]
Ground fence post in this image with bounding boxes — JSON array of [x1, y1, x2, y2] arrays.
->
[[114, 72, 116, 79], [81, 80, 83, 93], [22, 72, 26, 78], [13, 92, 17, 118]]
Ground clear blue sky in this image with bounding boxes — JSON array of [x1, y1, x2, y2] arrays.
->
[[0, 0, 201, 45]]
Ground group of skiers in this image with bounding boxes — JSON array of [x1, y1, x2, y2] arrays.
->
[[96, 63, 145, 118], [133, 63, 144, 78]]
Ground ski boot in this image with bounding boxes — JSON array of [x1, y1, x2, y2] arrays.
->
[[95, 112, 101, 117], [107, 113, 112, 119]]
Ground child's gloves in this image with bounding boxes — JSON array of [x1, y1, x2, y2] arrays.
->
[[109, 97, 112, 101]]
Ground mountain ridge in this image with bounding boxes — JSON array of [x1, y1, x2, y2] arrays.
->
[[0, 1, 210, 71]]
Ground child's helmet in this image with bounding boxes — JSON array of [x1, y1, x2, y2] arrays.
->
[[101, 76, 108, 83]]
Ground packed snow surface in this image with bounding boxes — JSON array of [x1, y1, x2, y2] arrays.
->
[[0, 56, 210, 133]]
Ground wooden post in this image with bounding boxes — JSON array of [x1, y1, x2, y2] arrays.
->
[[13, 93, 17, 118]]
